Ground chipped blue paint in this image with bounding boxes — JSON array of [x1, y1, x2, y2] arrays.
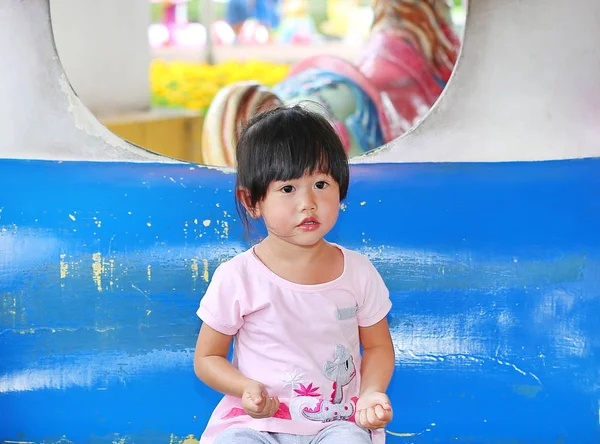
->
[[1, 159, 599, 442]]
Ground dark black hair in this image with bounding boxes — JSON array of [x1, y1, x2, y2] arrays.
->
[[235, 104, 350, 236]]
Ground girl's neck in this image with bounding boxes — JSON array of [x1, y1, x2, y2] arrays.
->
[[253, 236, 344, 285], [257, 235, 329, 265]]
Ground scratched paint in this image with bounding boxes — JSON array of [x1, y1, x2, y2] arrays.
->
[[92, 252, 103, 291], [0, 159, 599, 442], [512, 384, 543, 398], [202, 259, 209, 282], [220, 221, 229, 238], [190, 257, 199, 284], [59, 253, 68, 287]]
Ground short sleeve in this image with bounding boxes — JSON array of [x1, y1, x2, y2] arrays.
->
[[196, 262, 244, 335], [356, 258, 392, 327]]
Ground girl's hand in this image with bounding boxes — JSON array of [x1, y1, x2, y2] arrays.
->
[[355, 391, 393, 429], [242, 380, 280, 419]]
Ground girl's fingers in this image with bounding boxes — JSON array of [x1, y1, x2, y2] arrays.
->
[[366, 406, 378, 426], [260, 398, 271, 415], [360, 409, 369, 428], [385, 406, 393, 422], [356, 405, 393, 429], [355, 409, 363, 427], [254, 396, 266, 412], [258, 396, 279, 418]]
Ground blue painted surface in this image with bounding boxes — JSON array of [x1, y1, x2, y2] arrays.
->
[[1, 159, 599, 443]]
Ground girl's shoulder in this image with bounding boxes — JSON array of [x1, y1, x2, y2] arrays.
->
[[211, 247, 278, 287], [332, 243, 378, 272], [220, 247, 253, 265], [212, 248, 255, 277], [331, 244, 386, 292]]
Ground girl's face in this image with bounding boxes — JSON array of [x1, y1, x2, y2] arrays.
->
[[250, 172, 341, 248]]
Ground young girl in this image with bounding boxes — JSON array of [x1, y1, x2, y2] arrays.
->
[[194, 105, 395, 444]]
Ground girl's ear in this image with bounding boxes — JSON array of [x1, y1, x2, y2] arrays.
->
[[236, 187, 261, 219]]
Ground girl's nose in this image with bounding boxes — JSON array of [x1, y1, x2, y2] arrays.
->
[[301, 191, 317, 211]]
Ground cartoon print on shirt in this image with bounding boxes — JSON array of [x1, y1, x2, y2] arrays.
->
[[301, 397, 356, 422], [221, 369, 300, 421], [221, 347, 358, 423], [324, 345, 356, 403], [289, 383, 323, 421], [222, 402, 292, 420], [299, 345, 357, 423]]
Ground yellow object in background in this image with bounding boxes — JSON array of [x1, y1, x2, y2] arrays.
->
[[320, 0, 371, 39], [101, 59, 290, 163], [150, 59, 291, 115], [101, 109, 204, 163]]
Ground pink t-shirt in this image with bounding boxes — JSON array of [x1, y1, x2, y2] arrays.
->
[[196, 244, 392, 443]]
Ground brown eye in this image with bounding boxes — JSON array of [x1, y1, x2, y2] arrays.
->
[[315, 181, 328, 189], [281, 185, 294, 193]]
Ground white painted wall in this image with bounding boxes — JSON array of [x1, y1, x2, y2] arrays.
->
[[50, 0, 151, 115], [0, 0, 173, 162]]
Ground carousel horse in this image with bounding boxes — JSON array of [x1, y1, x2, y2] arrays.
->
[[201, 0, 460, 166]]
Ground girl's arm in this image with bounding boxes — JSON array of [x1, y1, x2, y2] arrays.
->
[[356, 317, 395, 429], [194, 323, 250, 397], [194, 323, 281, 418], [359, 317, 395, 395]]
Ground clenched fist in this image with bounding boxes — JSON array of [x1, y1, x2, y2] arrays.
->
[[242, 380, 281, 419], [355, 391, 393, 429]]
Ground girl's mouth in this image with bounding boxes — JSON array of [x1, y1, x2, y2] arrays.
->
[[298, 217, 320, 231]]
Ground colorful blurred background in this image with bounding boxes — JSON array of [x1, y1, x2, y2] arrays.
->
[[95, 0, 465, 164]]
